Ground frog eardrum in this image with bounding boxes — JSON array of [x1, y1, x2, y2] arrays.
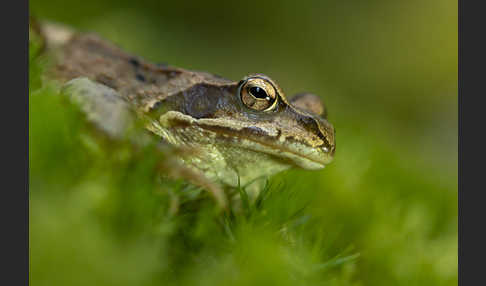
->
[[238, 76, 278, 111]]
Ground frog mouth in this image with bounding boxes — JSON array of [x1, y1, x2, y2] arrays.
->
[[195, 123, 331, 169], [155, 111, 333, 169]]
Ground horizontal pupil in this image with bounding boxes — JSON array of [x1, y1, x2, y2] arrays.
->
[[249, 86, 268, 99]]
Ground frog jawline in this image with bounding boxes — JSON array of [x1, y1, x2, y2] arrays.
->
[[194, 123, 327, 170], [156, 111, 329, 169]]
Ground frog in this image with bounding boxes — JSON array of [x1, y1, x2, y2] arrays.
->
[[37, 22, 336, 197]]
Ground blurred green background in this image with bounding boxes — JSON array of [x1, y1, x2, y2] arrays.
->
[[30, 0, 457, 285]]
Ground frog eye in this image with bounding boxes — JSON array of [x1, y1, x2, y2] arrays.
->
[[239, 77, 278, 111]]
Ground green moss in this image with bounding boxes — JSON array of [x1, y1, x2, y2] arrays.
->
[[29, 4, 457, 285]]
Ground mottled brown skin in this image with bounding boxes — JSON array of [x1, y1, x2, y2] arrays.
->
[[43, 24, 335, 189]]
